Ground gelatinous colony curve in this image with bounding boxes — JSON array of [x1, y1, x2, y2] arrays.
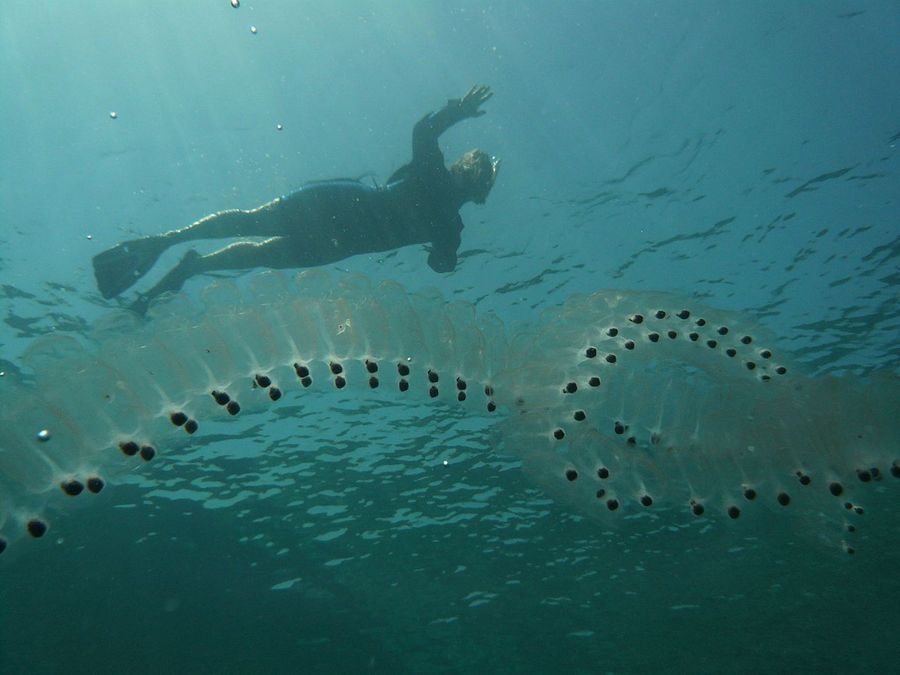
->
[[0, 269, 897, 557]]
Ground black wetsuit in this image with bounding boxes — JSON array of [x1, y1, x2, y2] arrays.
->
[[270, 107, 465, 273]]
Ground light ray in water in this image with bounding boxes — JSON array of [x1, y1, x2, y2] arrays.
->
[[0, 269, 897, 558]]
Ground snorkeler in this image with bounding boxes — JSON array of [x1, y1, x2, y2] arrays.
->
[[92, 85, 499, 311]]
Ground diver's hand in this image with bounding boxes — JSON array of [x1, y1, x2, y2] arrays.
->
[[453, 85, 492, 119]]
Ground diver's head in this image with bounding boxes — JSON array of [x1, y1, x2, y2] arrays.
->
[[449, 149, 500, 205]]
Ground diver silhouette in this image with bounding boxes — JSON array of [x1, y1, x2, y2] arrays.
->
[[92, 85, 499, 312]]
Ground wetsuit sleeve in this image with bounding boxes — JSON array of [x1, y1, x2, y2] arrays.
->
[[412, 100, 467, 167], [427, 214, 463, 273]]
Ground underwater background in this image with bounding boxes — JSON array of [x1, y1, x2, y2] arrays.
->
[[0, 1, 898, 673]]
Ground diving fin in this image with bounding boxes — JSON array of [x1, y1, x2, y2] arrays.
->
[[92, 237, 167, 299]]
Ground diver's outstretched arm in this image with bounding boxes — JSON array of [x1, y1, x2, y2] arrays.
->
[[412, 85, 492, 162]]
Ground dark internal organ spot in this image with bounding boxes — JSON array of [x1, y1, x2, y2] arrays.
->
[[119, 441, 139, 456], [293, 363, 312, 387], [60, 479, 84, 496], [211, 390, 230, 405], [27, 519, 48, 538]]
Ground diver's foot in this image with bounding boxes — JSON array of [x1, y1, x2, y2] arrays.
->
[[128, 249, 202, 316]]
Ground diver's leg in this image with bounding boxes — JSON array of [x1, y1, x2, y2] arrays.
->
[[129, 237, 301, 314], [160, 196, 293, 245], [94, 196, 296, 299]]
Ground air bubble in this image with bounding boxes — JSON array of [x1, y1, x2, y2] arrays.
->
[[37, 429, 51, 442]]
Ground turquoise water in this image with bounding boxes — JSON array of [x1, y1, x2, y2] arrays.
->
[[1, 2, 898, 673]]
